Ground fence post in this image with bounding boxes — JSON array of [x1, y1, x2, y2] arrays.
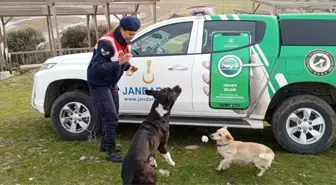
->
[[50, 2, 63, 55], [86, 15, 91, 47], [0, 16, 4, 71], [8, 53, 12, 73], [93, 5, 99, 42]]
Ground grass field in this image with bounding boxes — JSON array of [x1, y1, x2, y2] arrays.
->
[[1, 71, 336, 185]]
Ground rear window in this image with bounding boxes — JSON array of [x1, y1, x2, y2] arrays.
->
[[280, 20, 336, 46]]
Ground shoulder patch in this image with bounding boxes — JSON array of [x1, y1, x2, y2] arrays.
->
[[100, 48, 110, 56]]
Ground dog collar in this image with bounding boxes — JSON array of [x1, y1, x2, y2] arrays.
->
[[216, 144, 228, 147]]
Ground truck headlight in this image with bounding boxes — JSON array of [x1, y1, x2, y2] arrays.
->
[[40, 63, 56, 71]]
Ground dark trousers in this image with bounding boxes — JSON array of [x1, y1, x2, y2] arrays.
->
[[89, 85, 119, 145]]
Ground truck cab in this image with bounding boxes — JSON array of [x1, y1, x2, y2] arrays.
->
[[32, 13, 336, 154]]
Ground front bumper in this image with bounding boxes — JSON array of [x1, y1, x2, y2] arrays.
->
[[31, 72, 45, 114]]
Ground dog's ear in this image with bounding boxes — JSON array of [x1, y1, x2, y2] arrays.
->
[[225, 134, 233, 141], [223, 126, 228, 130], [167, 92, 175, 105], [145, 90, 158, 97]]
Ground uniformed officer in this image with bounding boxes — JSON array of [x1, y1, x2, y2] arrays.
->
[[87, 16, 141, 163]]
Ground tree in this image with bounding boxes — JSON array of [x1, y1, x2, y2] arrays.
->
[[7, 27, 45, 52], [61, 24, 114, 48]]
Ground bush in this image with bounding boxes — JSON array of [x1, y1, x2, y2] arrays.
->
[[169, 13, 185, 19], [60, 24, 115, 48], [7, 27, 46, 52]]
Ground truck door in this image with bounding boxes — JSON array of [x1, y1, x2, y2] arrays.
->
[[192, 15, 279, 119], [118, 19, 199, 114], [209, 31, 254, 110]]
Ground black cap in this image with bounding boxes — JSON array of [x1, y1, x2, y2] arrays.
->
[[120, 16, 141, 31]]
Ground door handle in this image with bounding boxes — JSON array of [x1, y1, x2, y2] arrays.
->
[[168, 65, 188, 71]]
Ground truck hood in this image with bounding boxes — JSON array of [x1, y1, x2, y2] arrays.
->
[[44, 52, 93, 65]]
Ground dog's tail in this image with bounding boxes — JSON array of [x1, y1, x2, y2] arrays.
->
[[258, 149, 275, 167]]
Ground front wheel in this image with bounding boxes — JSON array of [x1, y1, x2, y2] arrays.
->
[[50, 90, 101, 140], [272, 94, 336, 154]]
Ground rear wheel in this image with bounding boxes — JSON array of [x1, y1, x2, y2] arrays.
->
[[50, 90, 101, 140], [272, 94, 336, 154]]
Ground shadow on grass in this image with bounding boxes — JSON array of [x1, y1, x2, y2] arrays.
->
[[116, 123, 285, 152]]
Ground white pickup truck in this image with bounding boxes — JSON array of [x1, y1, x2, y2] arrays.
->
[[32, 13, 336, 154]]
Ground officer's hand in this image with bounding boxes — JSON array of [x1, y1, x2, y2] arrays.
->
[[126, 65, 138, 76], [129, 65, 138, 72], [119, 53, 133, 65]]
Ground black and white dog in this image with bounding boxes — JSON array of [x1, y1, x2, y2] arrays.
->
[[121, 85, 182, 185]]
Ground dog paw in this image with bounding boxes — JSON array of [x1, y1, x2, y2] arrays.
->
[[149, 158, 157, 168], [148, 156, 158, 167], [168, 160, 175, 166], [216, 166, 222, 171], [257, 173, 263, 177]]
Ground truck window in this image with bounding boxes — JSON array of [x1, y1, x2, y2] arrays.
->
[[280, 20, 336, 46], [202, 20, 266, 53], [131, 22, 193, 57]]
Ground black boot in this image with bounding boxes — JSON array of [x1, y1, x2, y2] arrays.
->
[[105, 144, 123, 163], [100, 139, 121, 152]]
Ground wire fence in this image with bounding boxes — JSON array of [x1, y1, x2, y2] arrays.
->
[[9, 47, 93, 70]]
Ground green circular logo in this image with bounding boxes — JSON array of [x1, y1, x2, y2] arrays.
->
[[305, 50, 335, 76], [217, 55, 243, 78]]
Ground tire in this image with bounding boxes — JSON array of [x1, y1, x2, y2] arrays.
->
[[272, 94, 336, 154], [50, 90, 101, 141]]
